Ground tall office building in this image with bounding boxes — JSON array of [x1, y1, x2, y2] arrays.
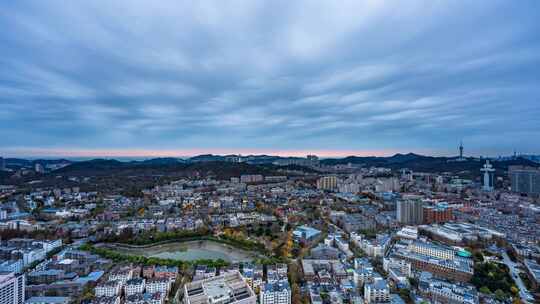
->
[[509, 166, 540, 195], [0, 272, 25, 304], [396, 200, 424, 225]]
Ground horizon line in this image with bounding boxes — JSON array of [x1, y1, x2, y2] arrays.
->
[[0, 147, 522, 159]]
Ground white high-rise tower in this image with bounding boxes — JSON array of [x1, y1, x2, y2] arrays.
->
[[480, 160, 495, 191]]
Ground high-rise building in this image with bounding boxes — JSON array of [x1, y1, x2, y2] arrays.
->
[[509, 166, 540, 195], [396, 200, 424, 225], [316, 176, 337, 191], [0, 272, 25, 304], [0, 157, 5, 171]]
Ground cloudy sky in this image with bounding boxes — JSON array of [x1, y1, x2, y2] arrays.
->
[[1, 1, 539, 158]]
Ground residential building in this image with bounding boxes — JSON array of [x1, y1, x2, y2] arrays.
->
[[124, 278, 145, 296], [259, 280, 291, 304], [418, 272, 478, 304], [95, 281, 121, 298], [423, 203, 453, 224], [364, 278, 390, 304], [509, 166, 540, 195], [317, 176, 337, 191], [0, 272, 25, 304], [396, 200, 424, 225], [145, 278, 170, 295], [0, 260, 23, 274]]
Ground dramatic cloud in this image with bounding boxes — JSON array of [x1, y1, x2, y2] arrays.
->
[[1, 1, 539, 157]]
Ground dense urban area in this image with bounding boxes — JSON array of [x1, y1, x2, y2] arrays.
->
[[1, 148, 540, 304]]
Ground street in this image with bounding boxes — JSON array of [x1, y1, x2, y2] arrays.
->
[[501, 251, 534, 303]]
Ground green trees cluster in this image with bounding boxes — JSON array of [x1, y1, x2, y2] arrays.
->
[[101, 229, 211, 245], [471, 262, 518, 300], [80, 243, 229, 268], [218, 234, 268, 254], [101, 228, 269, 255]]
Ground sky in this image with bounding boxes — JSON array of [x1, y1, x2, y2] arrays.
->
[[1, 1, 539, 158]]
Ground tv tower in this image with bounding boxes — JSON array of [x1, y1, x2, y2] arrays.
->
[[480, 160, 495, 191], [459, 141, 464, 159]]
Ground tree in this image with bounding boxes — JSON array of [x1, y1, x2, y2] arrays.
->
[[494, 289, 506, 301], [510, 286, 519, 295], [291, 283, 302, 304], [479, 286, 491, 294]]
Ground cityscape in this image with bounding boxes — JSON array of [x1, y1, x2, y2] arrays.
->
[[1, 148, 540, 304], [1, 2, 540, 304]]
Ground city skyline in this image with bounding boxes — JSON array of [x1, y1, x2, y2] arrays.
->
[[1, 1, 540, 157]]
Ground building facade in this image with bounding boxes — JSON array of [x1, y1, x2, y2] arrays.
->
[[0, 272, 25, 304], [396, 200, 424, 225]]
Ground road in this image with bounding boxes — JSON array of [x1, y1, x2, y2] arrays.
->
[[501, 251, 534, 303]]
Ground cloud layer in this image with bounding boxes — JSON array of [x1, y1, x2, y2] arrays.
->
[[1, 1, 539, 157]]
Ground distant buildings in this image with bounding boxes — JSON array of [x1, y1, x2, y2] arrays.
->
[[509, 165, 540, 195], [34, 164, 45, 174], [240, 175, 264, 183], [316, 176, 337, 191], [0, 157, 5, 171], [396, 200, 423, 225], [0, 272, 25, 304], [273, 155, 319, 167]]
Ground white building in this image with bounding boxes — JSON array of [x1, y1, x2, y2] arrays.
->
[[108, 268, 133, 284], [364, 278, 390, 304], [183, 271, 256, 304], [145, 278, 170, 295], [350, 233, 390, 258], [36, 240, 62, 254], [0, 272, 25, 304], [408, 242, 455, 260], [395, 226, 418, 240], [125, 278, 145, 296], [15, 249, 45, 267], [95, 281, 121, 298], [259, 280, 291, 304]]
